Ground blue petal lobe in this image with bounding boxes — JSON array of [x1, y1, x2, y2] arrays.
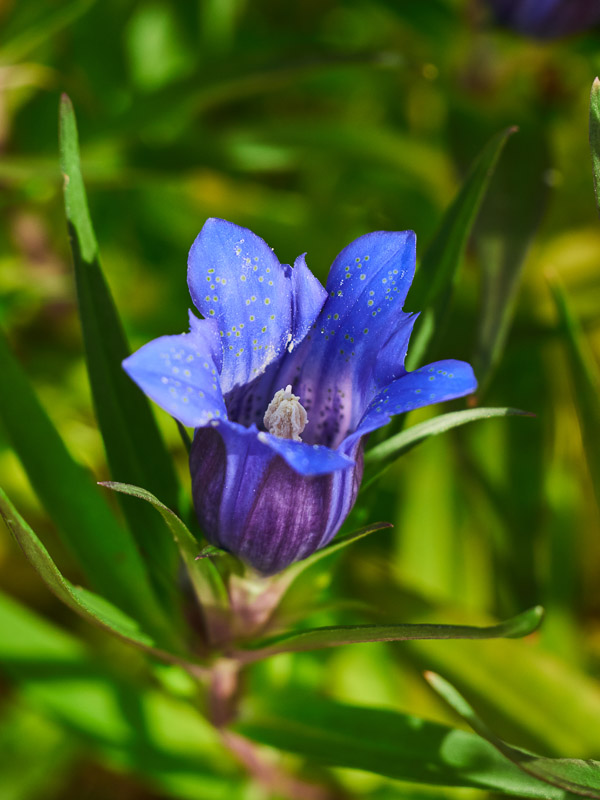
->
[[256, 430, 354, 475], [209, 419, 353, 476], [285, 254, 327, 351], [122, 324, 227, 428], [187, 218, 292, 394], [349, 359, 477, 443], [276, 230, 417, 448]]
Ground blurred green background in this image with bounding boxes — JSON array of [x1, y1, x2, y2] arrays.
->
[[1, 0, 600, 798]]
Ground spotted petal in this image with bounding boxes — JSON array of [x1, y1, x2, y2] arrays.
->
[[122, 321, 227, 428], [345, 359, 477, 447], [277, 231, 417, 448], [187, 218, 292, 395], [285, 254, 328, 351]]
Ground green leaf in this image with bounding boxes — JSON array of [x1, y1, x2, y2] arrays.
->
[[364, 406, 532, 482], [548, 273, 600, 511], [100, 481, 230, 645], [0, 591, 244, 799], [427, 672, 600, 799], [236, 692, 567, 798], [236, 605, 544, 662], [59, 94, 180, 606], [0, 487, 185, 659], [590, 78, 600, 214], [0, 328, 167, 638], [406, 126, 516, 369], [0, 703, 76, 800], [471, 119, 550, 396], [0, 0, 94, 65]]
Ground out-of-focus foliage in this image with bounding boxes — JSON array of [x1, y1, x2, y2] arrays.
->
[[1, 0, 600, 798]]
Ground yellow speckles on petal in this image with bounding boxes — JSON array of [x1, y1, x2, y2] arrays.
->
[[240, 274, 247, 282], [208, 268, 215, 274], [264, 297, 270, 305], [249, 315, 255, 322], [209, 309, 215, 316], [360, 274, 366, 281]]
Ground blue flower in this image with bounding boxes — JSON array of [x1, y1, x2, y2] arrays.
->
[[123, 219, 476, 575], [487, 0, 600, 39]]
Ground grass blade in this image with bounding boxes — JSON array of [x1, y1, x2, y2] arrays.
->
[[0, 487, 183, 657], [0, 328, 168, 636], [237, 606, 544, 662], [590, 78, 600, 214], [548, 273, 600, 511], [236, 692, 566, 798], [407, 127, 516, 369], [59, 94, 179, 604], [472, 120, 550, 396], [363, 406, 532, 489], [427, 672, 600, 799]]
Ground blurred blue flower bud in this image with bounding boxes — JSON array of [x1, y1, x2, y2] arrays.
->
[[487, 0, 600, 39]]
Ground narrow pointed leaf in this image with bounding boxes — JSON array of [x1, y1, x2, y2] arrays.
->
[[237, 605, 544, 662], [100, 481, 230, 637], [59, 94, 179, 604], [236, 692, 567, 798], [364, 407, 532, 487], [590, 78, 600, 213], [427, 672, 600, 799], [472, 120, 550, 396], [0, 328, 166, 634], [0, 488, 185, 659], [407, 126, 516, 368], [548, 273, 600, 511]]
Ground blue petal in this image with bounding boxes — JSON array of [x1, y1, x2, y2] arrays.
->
[[187, 218, 293, 394], [348, 359, 477, 443], [284, 254, 327, 352], [276, 231, 417, 448], [256, 430, 354, 475], [210, 419, 353, 476], [190, 421, 362, 574], [122, 321, 227, 428]]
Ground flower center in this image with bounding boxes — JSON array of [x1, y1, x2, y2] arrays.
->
[[263, 385, 308, 442]]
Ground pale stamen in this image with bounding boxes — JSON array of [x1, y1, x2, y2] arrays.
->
[[263, 384, 308, 441]]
